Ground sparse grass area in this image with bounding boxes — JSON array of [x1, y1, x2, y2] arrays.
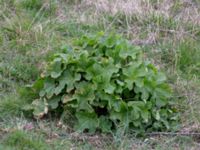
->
[[0, 0, 200, 149]]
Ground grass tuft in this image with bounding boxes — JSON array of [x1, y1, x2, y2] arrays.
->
[[1, 130, 49, 150], [0, 94, 26, 119]]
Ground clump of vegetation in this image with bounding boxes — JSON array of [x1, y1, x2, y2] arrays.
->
[[1, 130, 49, 150], [177, 40, 200, 78], [26, 32, 179, 134]]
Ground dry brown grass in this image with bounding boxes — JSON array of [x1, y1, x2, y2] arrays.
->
[[79, 0, 200, 24], [56, 0, 199, 45]]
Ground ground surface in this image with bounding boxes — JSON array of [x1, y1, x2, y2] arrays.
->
[[0, 0, 200, 149]]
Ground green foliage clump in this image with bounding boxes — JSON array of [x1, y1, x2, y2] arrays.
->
[[27, 32, 179, 133]]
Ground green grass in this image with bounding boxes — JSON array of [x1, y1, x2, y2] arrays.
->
[[177, 40, 200, 78], [0, 0, 200, 149], [1, 130, 49, 150], [0, 94, 26, 119]]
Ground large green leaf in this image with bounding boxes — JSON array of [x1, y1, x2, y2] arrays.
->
[[74, 81, 96, 101], [110, 101, 131, 126], [123, 61, 146, 90], [99, 116, 112, 133], [48, 96, 61, 109], [75, 111, 98, 133], [73, 81, 96, 112], [141, 109, 149, 123], [40, 78, 55, 99], [62, 94, 74, 104], [32, 98, 48, 118], [49, 58, 63, 78], [119, 41, 140, 60], [58, 70, 81, 93]]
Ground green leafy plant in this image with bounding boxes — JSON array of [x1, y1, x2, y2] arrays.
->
[[26, 32, 179, 133]]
